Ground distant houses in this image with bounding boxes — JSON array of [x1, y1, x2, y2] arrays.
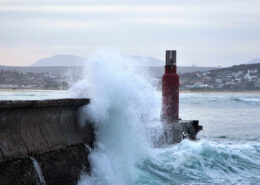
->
[[180, 64, 260, 91], [1, 62, 260, 91], [0, 70, 68, 90]]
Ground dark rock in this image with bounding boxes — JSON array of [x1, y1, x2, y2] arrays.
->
[[0, 157, 38, 185], [152, 120, 203, 147], [33, 144, 91, 185], [0, 144, 91, 185], [0, 99, 93, 162]]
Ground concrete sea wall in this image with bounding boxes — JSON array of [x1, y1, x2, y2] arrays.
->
[[0, 99, 94, 185], [0, 99, 202, 185]]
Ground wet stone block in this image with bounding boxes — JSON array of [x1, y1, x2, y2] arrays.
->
[[33, 144, 91, 185], [0, 157, 38, 185]]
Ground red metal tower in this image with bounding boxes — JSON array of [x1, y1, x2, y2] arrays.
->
[[161, 50, 179, 123]]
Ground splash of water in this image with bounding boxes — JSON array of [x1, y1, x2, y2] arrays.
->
[[69, 50, 161, 185], [30, 157, 46, 185]]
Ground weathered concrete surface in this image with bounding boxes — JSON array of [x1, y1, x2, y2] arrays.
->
[[152, 120, 203, 147], [0, 99, 92, 162], [0, 99, 90, 109], [0, 99, 94, 185]]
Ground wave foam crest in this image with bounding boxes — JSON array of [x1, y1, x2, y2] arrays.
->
[[137, 139, 260, 185], [69, 50, 160, 185]]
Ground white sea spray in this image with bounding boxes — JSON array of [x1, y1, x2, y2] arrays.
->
[[69, 49, 161, 185]]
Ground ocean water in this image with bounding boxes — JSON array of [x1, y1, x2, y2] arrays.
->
[[1, 90, 260, 185], [1, 51, 260, 185]]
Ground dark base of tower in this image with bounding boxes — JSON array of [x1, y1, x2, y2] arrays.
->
[[151, 120, 203, 147]]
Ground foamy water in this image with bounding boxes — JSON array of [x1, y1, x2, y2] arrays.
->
[[136, 139, 260, 185], [70, 50, 160, 185], [1, 51, 260, 185]]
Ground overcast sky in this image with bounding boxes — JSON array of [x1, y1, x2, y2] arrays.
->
[[0, 0, 260, 66]]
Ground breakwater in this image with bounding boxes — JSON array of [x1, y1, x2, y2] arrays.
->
[[0, 98, 201, 185], [0, 99, 94, 185]]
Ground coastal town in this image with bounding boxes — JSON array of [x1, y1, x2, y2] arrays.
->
[[0, 70, 69, 90], [1, 63, 260, 91], [180, 63, 260, 91]]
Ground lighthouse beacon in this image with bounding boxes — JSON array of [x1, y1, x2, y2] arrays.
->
[[161, 50, 179, 123]]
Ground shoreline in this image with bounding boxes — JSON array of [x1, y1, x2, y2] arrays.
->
[[180, 90, 260, 94], [1, 89, 260, 94], [0, 89, 66, 92]]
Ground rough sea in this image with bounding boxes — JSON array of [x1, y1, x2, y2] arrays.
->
[[1, 52, 260, 185]]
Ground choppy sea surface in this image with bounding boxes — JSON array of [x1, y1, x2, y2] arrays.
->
[[1, 90, 260, 185]]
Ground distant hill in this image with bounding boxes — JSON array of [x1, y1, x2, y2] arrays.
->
[[27, 54, 216, 77], [0, 65, 217, 78], [32, 55, 163, 67], [1, 54, 217, 79], [32, 55, 85, 66], [180, 63, 260, 91], [210, 63, 260, 73], [0, 66, 82, 76], [30, 55, 260, 68]]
